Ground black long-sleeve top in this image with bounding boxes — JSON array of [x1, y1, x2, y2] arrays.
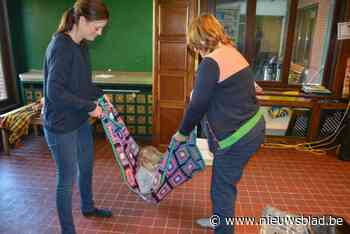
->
[[43, 32, 103, 133], [179, 45, 259, 141]]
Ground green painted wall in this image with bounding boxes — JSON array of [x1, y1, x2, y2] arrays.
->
[[9, 0, 153, 72]]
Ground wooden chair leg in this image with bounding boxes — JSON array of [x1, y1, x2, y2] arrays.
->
[[1, 129, 10, 155]]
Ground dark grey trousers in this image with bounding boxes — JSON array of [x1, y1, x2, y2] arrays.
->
[[211, 118, 265, 234]]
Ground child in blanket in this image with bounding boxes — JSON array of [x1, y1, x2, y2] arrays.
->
[[136, 146, 163, 194]]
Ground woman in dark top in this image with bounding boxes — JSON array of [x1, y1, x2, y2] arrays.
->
[[43, 1, 112, 233], [174, 14, 265, 234]]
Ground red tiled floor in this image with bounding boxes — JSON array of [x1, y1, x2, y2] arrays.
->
[[1, 134, 350, 234]]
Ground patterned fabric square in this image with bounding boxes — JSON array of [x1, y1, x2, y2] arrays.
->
[[118, 151, 129, 167], [175, 148, 189, 165], [125, 168, 137, 187], [156, 183, 172, 200], [125, 141, 138, 156], [181, 159, 196, 177], [99, 97, 205, 204], [168, 170, 187, 187], [126, 152, 136, 167], [151, 131, 206, 203], [165, 157, 177, 177], [156, 183, 172, 201]]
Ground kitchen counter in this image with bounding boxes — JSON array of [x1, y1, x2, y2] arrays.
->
[[19, 70, 153, 138], [19, 70, 152, 86]]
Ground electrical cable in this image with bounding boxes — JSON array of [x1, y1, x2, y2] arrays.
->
[[262, 101, 350, 155]]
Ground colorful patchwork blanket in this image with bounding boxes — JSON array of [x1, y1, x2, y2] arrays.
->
[[98, 97, 205, 203], [150, 130, 205, 203]]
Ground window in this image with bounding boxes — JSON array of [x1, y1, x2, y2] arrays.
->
[[289, 1, 335, 85], [215, 0, 247, 53], [253, 0, 289, 82], [0, 0, 19, 112], [213, 0, 339, 91], [0, 54, 8, 101], [292, 5, 317, 67]]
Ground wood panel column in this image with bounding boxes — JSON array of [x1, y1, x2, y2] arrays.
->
[[153, 0, 198, 150]]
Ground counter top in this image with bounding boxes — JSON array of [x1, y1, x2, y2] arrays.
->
[[19, 70, 152, 86]]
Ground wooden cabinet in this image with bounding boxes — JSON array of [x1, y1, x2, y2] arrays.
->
[[152, 0, 197, 150], [19, 71, 153, 139], [258, 93, 349, 143]]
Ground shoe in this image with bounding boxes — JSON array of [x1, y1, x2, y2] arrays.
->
[[196, 217, 215, 229], [82, 208, 112, 218]]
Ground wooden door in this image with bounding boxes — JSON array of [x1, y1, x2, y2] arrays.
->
[[153, 0, 197, 150]]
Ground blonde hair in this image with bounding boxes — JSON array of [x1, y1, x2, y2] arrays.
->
[[138, 146, 163, 171], [187, 14, 234, 53]]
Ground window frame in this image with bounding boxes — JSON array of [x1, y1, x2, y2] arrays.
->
[[203, 0, 348, 96], [292, 4, 318, 67], [0, 0, 20, 113]]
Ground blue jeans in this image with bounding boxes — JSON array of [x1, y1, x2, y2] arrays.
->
[[44, 121, 95, 234], [211, 117, 265, 234]]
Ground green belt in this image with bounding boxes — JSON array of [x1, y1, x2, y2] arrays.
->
[[218, 109, 262, 150]]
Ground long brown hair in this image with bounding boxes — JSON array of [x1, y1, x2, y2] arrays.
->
[[57, 0, 109, 33], [187, 13, 234, 53]]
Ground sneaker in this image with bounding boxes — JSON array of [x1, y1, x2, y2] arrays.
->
[[196, 217, 215, 229], [82, 208, 112, 218]]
